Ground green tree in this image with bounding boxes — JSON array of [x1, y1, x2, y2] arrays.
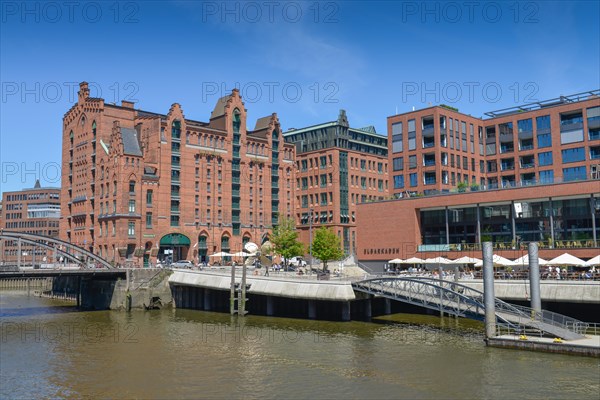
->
[[270, 216, 304, 271], [311, 227, 344, 272]]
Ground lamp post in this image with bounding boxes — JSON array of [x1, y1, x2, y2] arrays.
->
[[309, 208, 313, 272]]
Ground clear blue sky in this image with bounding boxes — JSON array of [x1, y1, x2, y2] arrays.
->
[[1, 1, 599, 194]]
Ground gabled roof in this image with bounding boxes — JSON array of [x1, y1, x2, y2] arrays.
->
[[254, 116, 272, 131], [121, 128, 142, 156], [211, 95, 231, 119]]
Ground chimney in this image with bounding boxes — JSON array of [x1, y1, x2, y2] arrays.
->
[[121, 100, 135, 109], [78, 82, 90, 103]]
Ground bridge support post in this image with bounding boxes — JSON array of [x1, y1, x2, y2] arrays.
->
[[204, 289, 212, 311], [482, 242, 496, 338], [528, 242, 542, 313], [384, 298, 391, 315], [27, 278, 30, 296], [364, 298, 372, 320], [230, 263, 236, 315], [17, 239, 22, 268], [308, 300, 317, 319], [341, 301, 351, 322], [266, 296, 274, 316]]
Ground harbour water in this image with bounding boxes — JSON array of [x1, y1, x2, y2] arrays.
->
[[1, 291, 598, 399]]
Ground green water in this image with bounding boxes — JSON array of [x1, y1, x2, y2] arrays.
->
[[1, 292, 598, 399]]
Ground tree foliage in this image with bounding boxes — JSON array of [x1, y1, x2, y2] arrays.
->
[[311, 227, 344, 271], [270, 216, 304, 268]]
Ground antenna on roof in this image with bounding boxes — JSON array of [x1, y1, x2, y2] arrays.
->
[[412, 106, 415, 111]]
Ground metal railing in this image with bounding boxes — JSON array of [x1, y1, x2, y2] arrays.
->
[[352, 276, 587, 338]]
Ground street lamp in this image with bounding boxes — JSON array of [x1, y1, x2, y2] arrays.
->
[[309, 208, 313, 272]]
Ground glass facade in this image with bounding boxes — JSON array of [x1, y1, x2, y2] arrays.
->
[[420, 197, 597, 246], [538, 151, 553, 166], [563, 166, 587, 182]]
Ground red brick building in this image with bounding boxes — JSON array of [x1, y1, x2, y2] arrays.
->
[[358, 91, 600, 270], [388, 91, 600, 195], [284, 110, 388, 255], [60, 82, 295, 267], [0, 180, 61, 265]]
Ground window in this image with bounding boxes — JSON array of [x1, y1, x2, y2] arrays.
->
[[538, 151, 553, 166], [128, 200, 135, 213], [393, 157, 404, 171], [128, 222, 135, 236], [146, 212, 152, 228], [146, 190, 153, 206], [170, 215, 180, 227], [539, 170, 554, 184], [518, 118, 533, 133], [537, 133, 552, 148], [536, 115, 551, 131], [408, 131, 416, 151], [561, 147, 585, 163], [393, 175, 404, 189], [563, 166, 587, 182], [409, 155, 417, 169], [409, 173, 418, 187]]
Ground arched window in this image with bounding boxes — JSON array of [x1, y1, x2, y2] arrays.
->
[[172, 120, 181, 139], [92, 121, 97, 138], [233, 110, 241, 134]]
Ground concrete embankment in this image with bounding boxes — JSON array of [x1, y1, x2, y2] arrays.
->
[[460, 279, 600, 303]]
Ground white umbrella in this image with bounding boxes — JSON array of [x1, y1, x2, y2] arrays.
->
[[513, 254, 549, 266], [231, 251, 256, 257], [452, 256, 481, 264], [402, 257, 425, 264], [388, 258, 404, 264], [209, 252, 233, 257], [424, 256, 453, 264], [547, 253, 586, 267], [584, 255, 600, 267], [474, 254, 516, 268]]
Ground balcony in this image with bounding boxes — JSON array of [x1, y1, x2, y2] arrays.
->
[[560, 121, 584, 132], [500, 144, 514, 154], [422, 126, 435, 137], [500, 162, 515, 171]]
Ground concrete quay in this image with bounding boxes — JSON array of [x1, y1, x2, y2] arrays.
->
[[459, 279, 600, 304], [168, 269, 356, 301], [487, 334, 600, 357]]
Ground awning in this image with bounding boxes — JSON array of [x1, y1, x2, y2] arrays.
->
[[160, 233, 191, 246]]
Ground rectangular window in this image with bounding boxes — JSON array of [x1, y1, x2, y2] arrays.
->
[[536, 115, 551, 131], [392, 122, 403, 153], [146, 190, 153, 205], [146, 212, 152, 228], [561, 147, 586, 163], [538, 151, 553, 166], [539, 170, 554, 184], [128, 200, 135, 213], [409, 173, 418, 187], [393, 157, 404, 171], [563, 166, 587, 182], [408, 131, 416, 151], [409, 155, 417, 169], [393, 175, 404, 189], [537, 133, 552, 148], [128, 222, 135, 236]]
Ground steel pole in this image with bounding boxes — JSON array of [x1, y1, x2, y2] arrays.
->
[[230, 262, 236, 315], [528, 242, 542, 313], [482, 242, 496, 338]]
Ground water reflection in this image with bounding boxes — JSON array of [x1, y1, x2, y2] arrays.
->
[[1, 293, 598, 400]]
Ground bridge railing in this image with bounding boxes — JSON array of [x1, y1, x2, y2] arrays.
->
[[354, 276, 587, 336], [500, 302, 589, 334]]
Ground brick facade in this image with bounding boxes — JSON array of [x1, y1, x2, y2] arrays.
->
[[0, 181, 60, 264], [284, 110, 388, 255], [60, 82, 295, 267]]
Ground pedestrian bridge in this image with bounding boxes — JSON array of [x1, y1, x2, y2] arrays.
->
[[0, 231, 113, 269], [352, 277, 588, 340]]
